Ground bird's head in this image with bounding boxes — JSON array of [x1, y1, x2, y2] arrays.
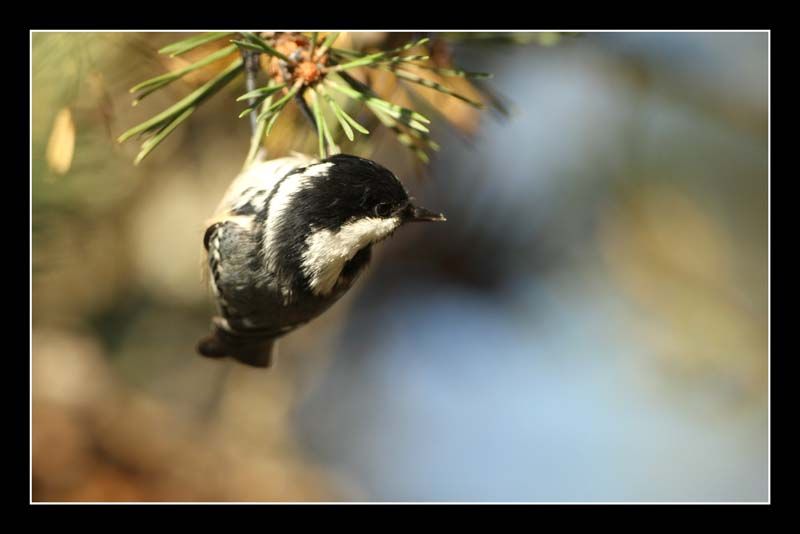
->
[[276, 154, 445, 295], [302, 153, 444, 223]]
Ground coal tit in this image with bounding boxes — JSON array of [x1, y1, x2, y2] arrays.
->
[[197, 153, 446, 368]]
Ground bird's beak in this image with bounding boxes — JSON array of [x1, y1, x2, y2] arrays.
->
[[404, 204, 447, 223]]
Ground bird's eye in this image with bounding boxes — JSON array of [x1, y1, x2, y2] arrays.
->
[[374, 202, 392, 217]]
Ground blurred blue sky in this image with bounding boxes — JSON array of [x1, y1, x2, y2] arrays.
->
[[293, 32, 768, 502]]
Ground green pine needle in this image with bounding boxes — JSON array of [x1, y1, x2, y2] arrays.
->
[[237, 32, 291, 62], [317, 85, 369, 141], [413, 64, 493, 79], [315, 32, 341, 59], [121, 32, 500, 165], [387, 68, 484, 108], [118, 57, 243, 163], [237, 82, 289, 117], [329, 53, 430, 72], [387, 37, 430, 55], [373, 106, 430, 163], [328, 51, 393, 72], [244, 95, 274, 169], [310, 91, 327, 158], [265, 110, 281, 135], [158, 32, 235, 57], [338, 105, 370, 135], [320, 112, 337, 155], [255, 80, 303, 123], [130, 44, 238, 104], [328, 78, 430, 133], [134, 106, 194, 164], [118, 57, 243, 142], [309, 32, 318, 58], [328, 37, 431, 72], [329, 47, 361, 56], [236, 83, 287, 102], [314, 94, 339, 155], [264, 110, 281, 136]]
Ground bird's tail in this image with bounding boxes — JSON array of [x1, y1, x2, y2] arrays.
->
[[196, 321, 276, 368]]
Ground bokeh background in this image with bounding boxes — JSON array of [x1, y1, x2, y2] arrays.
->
[[31, 31, 768, 502]]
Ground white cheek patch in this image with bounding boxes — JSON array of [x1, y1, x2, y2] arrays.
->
[[301, 216, 400, 295]]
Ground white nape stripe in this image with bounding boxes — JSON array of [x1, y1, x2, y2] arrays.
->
[[213, 155, 316, 217], [301, 216, 400, 295], [262, 162, 335, 272], [300, 161, 335, 178]]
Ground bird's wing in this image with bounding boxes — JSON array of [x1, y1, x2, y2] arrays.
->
[[205, 217, 287, 334], [205, 220, 236, 320]]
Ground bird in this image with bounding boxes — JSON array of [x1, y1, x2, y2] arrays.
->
[[196, 153, 446, 368]]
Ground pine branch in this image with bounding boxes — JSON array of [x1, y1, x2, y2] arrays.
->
[[118, 32, 515, 165]]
